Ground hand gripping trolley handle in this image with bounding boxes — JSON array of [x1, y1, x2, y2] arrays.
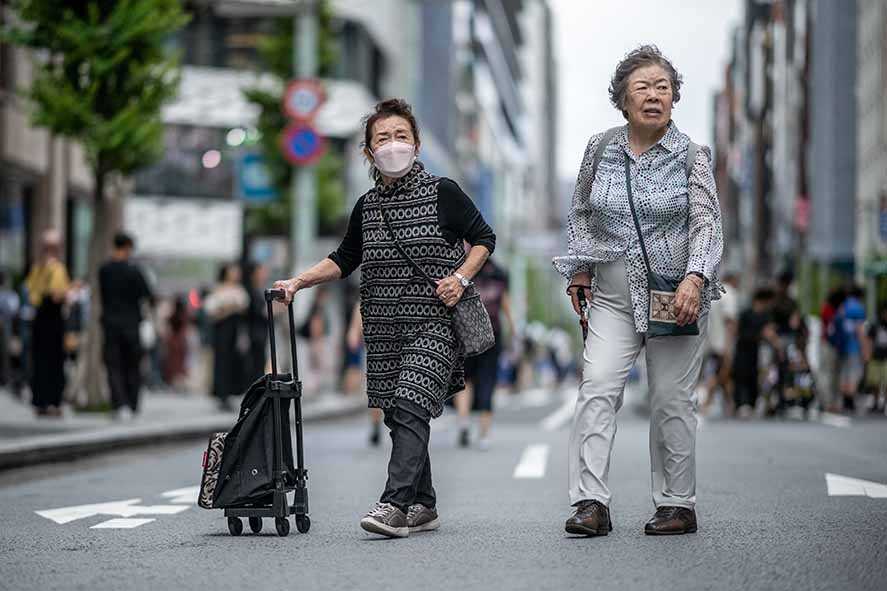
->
[[224, 289, 309, 537]]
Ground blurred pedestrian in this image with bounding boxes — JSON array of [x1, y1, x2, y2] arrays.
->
[[344, 304, 381, 446], [455, 258, 514, 450], [24, 230, 70, 417], [204, 263, 249, 412], [273, 98, 495, 538], [553, 46, 723, 537], [244, 262, 270, 386], [162, 296, 190, 389], [733, 288, 779, 418], [700, 272, 738, 416], [769, 270, 803, 415], [99, 232, 154, 419], [299, 286, 331, 392], [864, 303, 887, 414], [819, 288, 846, 412], [343, 301, 365, 395], [834, 285, 867, 413], [0, 269, 19, 389]]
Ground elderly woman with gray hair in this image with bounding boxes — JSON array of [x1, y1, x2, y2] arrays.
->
[[553, 45, 724, 537]]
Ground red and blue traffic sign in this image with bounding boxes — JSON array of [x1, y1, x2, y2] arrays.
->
[[280, 123, 326, 166], [283, 79, 326, 121]]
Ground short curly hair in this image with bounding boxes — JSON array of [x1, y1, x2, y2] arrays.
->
[[362, 98, 421, 149], [608, 45, 683, 120]]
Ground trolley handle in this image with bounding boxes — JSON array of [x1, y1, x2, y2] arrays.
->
[[263, 288, 301, 382]]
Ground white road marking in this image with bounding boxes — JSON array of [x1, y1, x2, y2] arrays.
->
[[518, 388, 554, 409], [90, 518, 156, 529], [826, 473, 887, 498], [36, 499, 192, 525], [820, 413, 851, 428], [541, 390, 575, 432], [513, 444, 549, 479], [161, 486, 200, 505]]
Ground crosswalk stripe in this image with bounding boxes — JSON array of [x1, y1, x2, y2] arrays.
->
[[513, 444, 549, 479]]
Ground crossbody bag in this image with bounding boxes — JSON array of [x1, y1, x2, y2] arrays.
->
[[623, 153, 699, 338]]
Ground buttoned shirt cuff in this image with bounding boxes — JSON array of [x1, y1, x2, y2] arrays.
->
[[552, 255, 596, 282], [685, 258, 712, 282]]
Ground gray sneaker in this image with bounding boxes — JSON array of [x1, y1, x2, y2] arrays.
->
[[360, 503, 409, 538], [406, 504, 440, 533]]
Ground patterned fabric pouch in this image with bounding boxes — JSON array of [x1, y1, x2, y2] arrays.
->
[[198, 432, 227, 509], [622, 154, 698, 338]]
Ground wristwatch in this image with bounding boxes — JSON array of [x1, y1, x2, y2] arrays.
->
[[454, 272, 471, 288]]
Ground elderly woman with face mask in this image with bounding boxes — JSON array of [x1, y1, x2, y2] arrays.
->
[[553, 46, 723, 537], [273, 98, 495, 539]]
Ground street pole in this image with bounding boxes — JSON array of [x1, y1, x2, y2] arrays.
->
[[291, 1, 318, 273]]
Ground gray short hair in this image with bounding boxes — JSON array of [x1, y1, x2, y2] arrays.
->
[[608, 45, 683, 119]]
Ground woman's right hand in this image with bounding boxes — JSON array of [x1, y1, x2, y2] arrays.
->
[[272, 277, 302, 305], [566, 272, 592, 317], [567, 285, 592, 317]]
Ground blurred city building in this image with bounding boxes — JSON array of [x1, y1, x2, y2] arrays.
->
[[713, 0, 886, 313], [0, 0, 97, 281]]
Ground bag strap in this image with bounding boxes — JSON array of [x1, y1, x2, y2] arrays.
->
[[623, 153, 653, 275], [591, 127, 622, 181], [378, 202, 440, 291]]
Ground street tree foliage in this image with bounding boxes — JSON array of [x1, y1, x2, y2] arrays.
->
[[4, 0, 189, 406], [243, 1, 346, 237]]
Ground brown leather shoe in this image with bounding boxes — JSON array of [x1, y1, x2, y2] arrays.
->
[[564, 500, 612, 536], [644, 506, 697, 535]]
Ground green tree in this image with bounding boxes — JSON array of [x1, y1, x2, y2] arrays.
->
[[242, 2, 345, 238], [4, 0, 189, 407]]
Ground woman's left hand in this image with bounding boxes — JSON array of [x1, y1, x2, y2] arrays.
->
[[436, 275, 465, 308], [674, 275, 703, 326]]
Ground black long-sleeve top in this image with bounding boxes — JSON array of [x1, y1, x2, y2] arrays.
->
[[328, 178, 496, 279]]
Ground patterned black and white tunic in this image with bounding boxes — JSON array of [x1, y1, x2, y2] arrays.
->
[[552, 122, 724, 333], [329, 163, 495, 418]]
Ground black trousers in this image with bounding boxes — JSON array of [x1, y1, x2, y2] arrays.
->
[[379, 399, 436, 514], [103, 326, 143, 412]]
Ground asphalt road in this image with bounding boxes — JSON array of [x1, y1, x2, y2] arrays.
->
[[1, 387, 885, 591]]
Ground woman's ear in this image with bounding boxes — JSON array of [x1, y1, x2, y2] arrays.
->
[[363, 147, 374, 163]]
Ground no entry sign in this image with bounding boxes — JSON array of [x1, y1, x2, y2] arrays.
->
[[280, 123, 326, 166], [282, 79, 326, 121]]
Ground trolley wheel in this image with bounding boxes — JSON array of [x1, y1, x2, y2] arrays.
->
[[248, 517, 263, 534], [227, 517, 243, 536], [296, 515, 311, 534], [275, 517, 291, 537]]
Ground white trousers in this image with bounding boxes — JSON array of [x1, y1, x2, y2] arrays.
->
[[568, 258, 708, 509]]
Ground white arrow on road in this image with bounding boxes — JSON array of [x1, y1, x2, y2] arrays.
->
[[826, 473, 887, 498], [36, 498, 192, 525]]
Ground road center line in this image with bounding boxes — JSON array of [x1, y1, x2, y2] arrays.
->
[[513, 444, 549, 479]]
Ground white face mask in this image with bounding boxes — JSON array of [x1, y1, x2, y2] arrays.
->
[[371, 141, 416, 178]]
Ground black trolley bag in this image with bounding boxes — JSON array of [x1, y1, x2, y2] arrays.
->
[[198, 289, 310, 537]]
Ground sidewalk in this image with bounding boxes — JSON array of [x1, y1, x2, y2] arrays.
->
[[0, 387, 366, 471]]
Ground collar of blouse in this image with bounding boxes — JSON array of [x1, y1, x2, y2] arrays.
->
[[618, 120, 686, 159]]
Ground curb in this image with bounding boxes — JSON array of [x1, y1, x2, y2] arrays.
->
[[0, 396, 365, 472]]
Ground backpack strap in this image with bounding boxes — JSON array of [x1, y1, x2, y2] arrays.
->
[[591, 127, 622, 181]]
